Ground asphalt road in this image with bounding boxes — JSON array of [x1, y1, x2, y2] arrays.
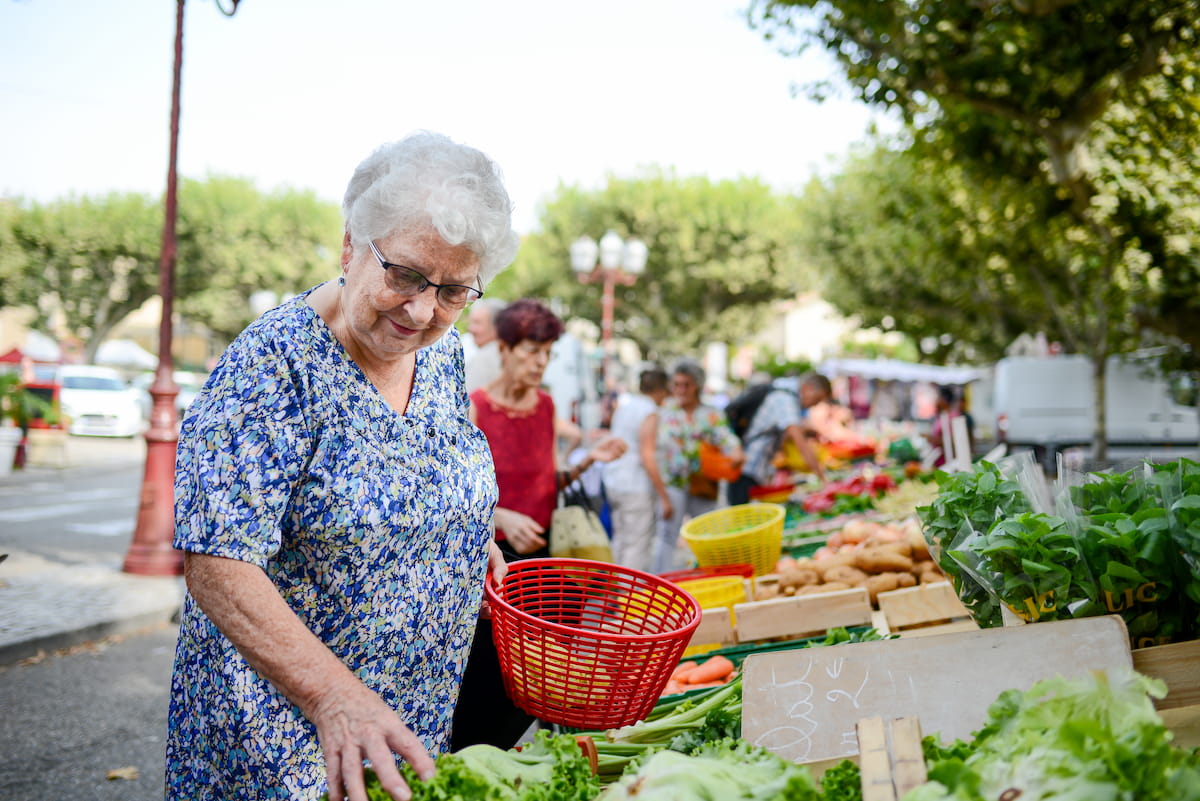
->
[[0, 436, 145, 566], [0, 622, 178, 801]]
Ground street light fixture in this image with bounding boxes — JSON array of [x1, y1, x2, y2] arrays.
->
[[570, 229, 647, 390]]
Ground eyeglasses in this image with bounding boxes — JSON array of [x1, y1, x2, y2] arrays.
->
[[368, 240, 483, 310]]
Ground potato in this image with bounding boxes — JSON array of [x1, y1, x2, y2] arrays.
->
[[814, 550, 857, 577], [862, 572, 902, 604], [919, 570, 946, 584], [906, 529, 931, 561], [873, 540, 913, 558], [756, 583, 781, 600], [822, 565, 870, 586], [911, 560, 937, 576], [780, 567, 821, 590], [895, 572, 917, 588], [840, 519, 874, 544], [855, 547, 915, 574]]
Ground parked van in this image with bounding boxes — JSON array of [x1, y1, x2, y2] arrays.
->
[[993, 354, 1199, 468]]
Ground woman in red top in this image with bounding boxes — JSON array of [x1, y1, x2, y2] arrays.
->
[[453, 299, 624, 749], [469, 299, 624, 554]]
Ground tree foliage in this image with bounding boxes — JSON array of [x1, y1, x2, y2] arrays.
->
[[494, 170, 810, 363], [1, 178, 342, 360], [750, 0, 1200, 456]]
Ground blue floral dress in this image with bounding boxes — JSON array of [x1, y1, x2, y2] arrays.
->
[[167, 289, 497, 800]]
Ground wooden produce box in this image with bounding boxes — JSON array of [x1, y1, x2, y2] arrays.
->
[[1133, 638, 1200, 749], [683, 585, 874, 652], [874, 581, 978, 638]]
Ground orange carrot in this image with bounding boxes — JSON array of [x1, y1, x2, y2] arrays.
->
[[686, 655, 735, 684], [683, 678, 734, 690], [661, 680, 685, 696], [670, 660, 698, 681]]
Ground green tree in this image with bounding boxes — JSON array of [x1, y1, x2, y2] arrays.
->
[[496, 169, 810, 363], [1, 179, 342, 361], [175, 177, 342, 343], [750, 0, 1200, 459], [7, 192, 162, 362]]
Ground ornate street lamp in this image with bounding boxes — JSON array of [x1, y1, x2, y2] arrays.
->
[[123, 0, 240, 576], [570, 230, 647, 391]]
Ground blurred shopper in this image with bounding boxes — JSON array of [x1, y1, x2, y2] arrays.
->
[[464, 297, 506, 392], [169, 131, 517, 801], [453, 298, 625, 750], [652, 361, 743, 574], [605, 367, 671, 572], [729, 373, 829, 504]]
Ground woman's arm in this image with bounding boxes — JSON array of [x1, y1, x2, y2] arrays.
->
[[783, 422, 826, 482], [184, 553, 434, 801], [639, 412, 673, 520]]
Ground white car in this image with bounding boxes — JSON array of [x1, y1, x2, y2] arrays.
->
[[131, 370, 209, 420], [59, 365, 146, 437]]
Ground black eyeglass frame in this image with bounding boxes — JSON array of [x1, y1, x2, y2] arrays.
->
[[368, 240, 484, 309]]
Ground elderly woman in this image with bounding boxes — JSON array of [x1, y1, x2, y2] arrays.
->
[[652, 360, 743, 574], [452, 298, 625, 749], [168, 132, 518, 801]]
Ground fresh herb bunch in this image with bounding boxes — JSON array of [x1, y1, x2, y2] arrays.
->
[[954, 512, 1098, 624], [1071, 465, 1198, 646], [917, 462, 1032, 627]]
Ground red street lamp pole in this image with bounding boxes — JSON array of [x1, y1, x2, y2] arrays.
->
[[123, 0, 240, 576], [570, 230, 648, 391]]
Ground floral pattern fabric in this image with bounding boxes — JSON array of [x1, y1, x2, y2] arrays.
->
[[167, 288, 497, 800], [656, 401, 741, 489]]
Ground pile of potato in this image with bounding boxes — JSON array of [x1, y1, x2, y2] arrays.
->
[[758, 518, 945, 606]]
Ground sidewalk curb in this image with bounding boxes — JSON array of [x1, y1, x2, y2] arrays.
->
[[0, 603, 181, 666]]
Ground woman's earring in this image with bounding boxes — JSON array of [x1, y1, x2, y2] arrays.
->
[[338, 275, 345, 287]]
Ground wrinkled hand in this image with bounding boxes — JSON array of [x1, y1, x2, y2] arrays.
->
[[588, 434, 627, 464], [311, 680, 435, 801], [478, 541, 508, 620], [493, 507, 547, 554]]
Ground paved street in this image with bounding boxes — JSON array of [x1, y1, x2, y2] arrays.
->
[[0, 437, 180, 799], [0, 622, 178, 801]]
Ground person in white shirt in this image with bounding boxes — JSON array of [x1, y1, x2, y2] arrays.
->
[[604, 368, 670, 572], [464, 297, 506, 392]]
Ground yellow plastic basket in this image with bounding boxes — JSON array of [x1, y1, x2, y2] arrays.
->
[[681, 503, 785, 577], [675, 575, 747, 658], [676, 576, 747, 610]]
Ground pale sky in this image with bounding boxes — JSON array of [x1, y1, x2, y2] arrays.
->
[[1, 0, 891, 234]]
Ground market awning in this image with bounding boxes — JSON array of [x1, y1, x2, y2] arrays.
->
[[817, 357, 983, 385]]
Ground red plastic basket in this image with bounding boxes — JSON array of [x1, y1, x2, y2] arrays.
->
[[486, 558, 702, 729]]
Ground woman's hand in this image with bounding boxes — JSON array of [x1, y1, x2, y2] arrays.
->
[[588, 434, 627, 464], [493, 507, 547, 554], [478, 541, 508, 620], [659, 493, 675, 521], [310, 679, 435, 801]]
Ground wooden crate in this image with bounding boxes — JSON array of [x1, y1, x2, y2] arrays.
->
[[1133, 638, 1200, 749], [683, 586, 874, 649], [876, 581, 978, 638]]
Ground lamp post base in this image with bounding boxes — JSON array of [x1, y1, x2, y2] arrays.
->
[[123, 383, 183, 577]]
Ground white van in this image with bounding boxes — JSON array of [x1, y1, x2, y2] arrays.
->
[[993, 354, 1199, 468]]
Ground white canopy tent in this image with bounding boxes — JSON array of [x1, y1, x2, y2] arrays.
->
[[817, 357, 983, 386]]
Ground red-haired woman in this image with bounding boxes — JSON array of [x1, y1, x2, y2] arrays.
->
[[451, 298, 625, 749]]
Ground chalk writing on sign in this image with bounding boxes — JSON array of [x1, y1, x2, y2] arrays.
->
[[747, 653, 880, 762]]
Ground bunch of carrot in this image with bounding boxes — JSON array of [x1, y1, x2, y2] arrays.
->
[[660, 654, 736, 697]]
